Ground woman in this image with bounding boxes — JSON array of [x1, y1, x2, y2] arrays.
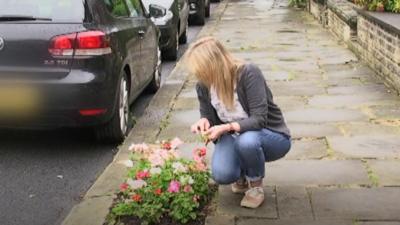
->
[[185, 37, 291, 209]]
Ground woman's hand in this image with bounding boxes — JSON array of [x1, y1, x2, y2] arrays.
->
[[204, 124, 230, 141], [191, 118, 211, 134]]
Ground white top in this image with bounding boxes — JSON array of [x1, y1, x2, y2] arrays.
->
[[210, 87, 248, 123]]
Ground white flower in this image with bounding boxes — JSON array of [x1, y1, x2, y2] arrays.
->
[[127, 178, 147, 190], [188, 176, 194, 185], [172, 162, 187, 173], [150, 167, 162, 175], [179, 175, 194, 185]]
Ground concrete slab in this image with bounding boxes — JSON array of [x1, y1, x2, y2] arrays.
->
[[217, 185, 277, 219], [285, 139, 328, 160], [285, 108, 367, 123], [266, 160, 370, 186], [328, 135, 400, 159], [288, 123, 341, 138], [368, 160, 400, 186], [61, 196, 113, 225], [276, 186, 313, 219], [308, 93, 394, 108], [205, 215, 235, 225], [237, 218, 354, 225], [311, 187, 400, 220]]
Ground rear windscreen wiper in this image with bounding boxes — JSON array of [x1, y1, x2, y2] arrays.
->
[[0, 15, 52, 21]]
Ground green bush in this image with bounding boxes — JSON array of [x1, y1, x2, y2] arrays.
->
[[354, 0, 400, 12]]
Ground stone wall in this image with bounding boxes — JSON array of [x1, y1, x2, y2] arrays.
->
[[356, 14, 400, 92], [327, 8, 354, 42]]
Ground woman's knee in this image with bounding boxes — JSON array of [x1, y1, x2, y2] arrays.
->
[[212, 166, 240, 185], [235, 131, 262, 155]]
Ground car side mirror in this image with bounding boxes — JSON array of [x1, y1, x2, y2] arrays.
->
[[149, 4, 166, 18]]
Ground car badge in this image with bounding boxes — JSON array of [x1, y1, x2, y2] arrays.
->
[[0, 37, 4, 51]]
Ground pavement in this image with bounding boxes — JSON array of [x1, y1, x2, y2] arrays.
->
[[61, 0, 400, 224], [157, 0, 400, 224]]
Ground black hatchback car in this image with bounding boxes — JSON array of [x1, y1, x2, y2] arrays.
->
[[0, 0, 162, 142], [143, 0, 189, 60]]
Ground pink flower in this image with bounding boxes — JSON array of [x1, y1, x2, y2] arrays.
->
[[136, 171, 150, 180], [168, 180, 181, 193], [195, 162, 207, 172], [120, 183, 129, 192], [170, 137, 184, 149], [183, 185, 192, 193], [149, 153, 165, 167]]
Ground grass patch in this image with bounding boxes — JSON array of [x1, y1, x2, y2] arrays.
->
[[362, 159, 380, 187]]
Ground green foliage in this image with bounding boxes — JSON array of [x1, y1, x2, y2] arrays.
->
[[109, 144, 211, 225], [354, 0, 400, 12], [289, 0, 307, 8]]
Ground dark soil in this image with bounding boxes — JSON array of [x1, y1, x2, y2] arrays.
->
[[106, 185, 218, 225]]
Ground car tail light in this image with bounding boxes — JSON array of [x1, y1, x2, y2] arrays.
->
[[49, 31, 112, 57], [79, 109, 107, 116]]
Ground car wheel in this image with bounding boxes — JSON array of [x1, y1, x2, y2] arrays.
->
[[189, 0, 205, 25], [95, 72, 130, 143], [179, 22, 188, 44], [205, 0, 210, 18], [162, 30, 179, 61], [147, 48, 162, 93]]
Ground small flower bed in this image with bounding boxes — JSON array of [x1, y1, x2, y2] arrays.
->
[[352, 0, 400, 12], [106, 138, 213, 225]]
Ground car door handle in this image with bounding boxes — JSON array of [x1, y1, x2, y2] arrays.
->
[[138, 30, 145, 38]]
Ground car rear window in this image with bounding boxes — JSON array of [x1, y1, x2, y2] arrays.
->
[[0, 0, 88, 22]]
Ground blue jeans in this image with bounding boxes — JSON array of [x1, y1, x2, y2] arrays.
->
[[211, 129, 291, 184]]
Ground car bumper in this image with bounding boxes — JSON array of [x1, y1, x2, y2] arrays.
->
[[0, 67, 118, 129]]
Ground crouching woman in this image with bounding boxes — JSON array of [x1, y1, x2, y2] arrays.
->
[[185, 37, 291, 209]]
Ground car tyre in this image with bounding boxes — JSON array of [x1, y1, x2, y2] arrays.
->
[[189, 0, 205, 25], [147, 48, 162, 93], [95, 72, 131, 143], [179, 23, 188, 44], [205, 0, 210, 18], [162, 30, 179, 61]]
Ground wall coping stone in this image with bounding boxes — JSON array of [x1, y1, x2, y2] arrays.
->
[[327, 0, 358, 29], [356, 9, 400, 36]]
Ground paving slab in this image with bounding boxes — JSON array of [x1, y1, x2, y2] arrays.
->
[[284, 139, 328, 160], [328, 136, 400, 159], [173, 97, 199, 111], [217, 185, 277, 219], [308, 93, 394, 108], [310, 187, 400, 220], [269, 81, 326, 96], [288, 123, 341, 138], [368, 160, 400, 186], [359, 222, 400, 225], [370, 105, 400, 119], [285, 108, 367, 123], [327, 84, 388, 95], [265, 160, 370, 186], [237, 218, 354, 225], [276, 186, 313, 219], [205, 215, 235, 225], [338, 123, 400, 136]]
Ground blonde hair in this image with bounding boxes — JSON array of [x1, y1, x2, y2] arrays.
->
[[185, 36, 244, 110]]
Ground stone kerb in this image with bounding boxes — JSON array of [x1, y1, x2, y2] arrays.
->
[[326, 0, 358, 42]]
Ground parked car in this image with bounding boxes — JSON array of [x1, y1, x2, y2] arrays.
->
[[0, 0, 164, 143], [142, 0, 189, 60], [188, 0, 210, 25]]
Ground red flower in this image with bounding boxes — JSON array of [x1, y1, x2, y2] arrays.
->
[[132, 194, 142, 202], [199, 148, 207, 157], [136, 171, 150, 180], [154, 188, 162, 196], [162, 142, 172, 150], [120, 183, 129, 192]]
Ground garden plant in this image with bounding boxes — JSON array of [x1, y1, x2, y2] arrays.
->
[[106, 138, 213, 225]]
